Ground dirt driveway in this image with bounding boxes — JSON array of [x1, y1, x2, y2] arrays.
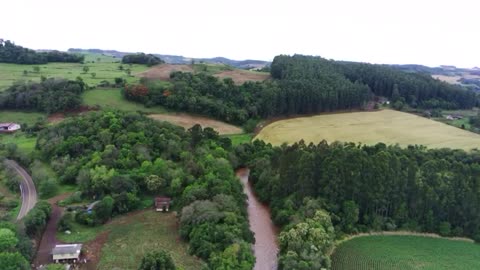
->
[[33, 193, 71, 267]]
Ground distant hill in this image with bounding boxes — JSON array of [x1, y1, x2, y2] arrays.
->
[[390, 64, 480, 92], [68, 48, 270, 69]]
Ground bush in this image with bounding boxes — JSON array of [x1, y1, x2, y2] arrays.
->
[[39, 179, 58, 199], [23, 201, 51, 237], [57, 212, 74, 232], [138, 250, 176, 270]]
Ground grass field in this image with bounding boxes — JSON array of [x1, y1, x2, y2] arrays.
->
[[82, 88, 167, 113], [224, 133, 253, 145], [255, 110, 480, 150], [58, 211, 204, 270], [0, 53, 148, 91], [0, 110, 46, 126], [331, 235, 480, 270]]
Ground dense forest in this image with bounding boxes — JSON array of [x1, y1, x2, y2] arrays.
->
[[0, 40, 84, 64], [122, 53, 164, 66], [35, 111, 254, 269], [236, 140, 480, 269], [335, 60, 477, 109], [123, 55, 477, 126], [0, 78, 85, 113]]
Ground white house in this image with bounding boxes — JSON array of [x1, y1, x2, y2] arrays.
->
[[52, 244, 82, 263], [0, 123, 21, 133]]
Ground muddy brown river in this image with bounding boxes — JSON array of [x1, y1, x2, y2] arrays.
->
[[237, 168, 279, 270]]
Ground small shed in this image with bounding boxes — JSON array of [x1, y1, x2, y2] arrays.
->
[[52, 244, 82, 263], [155, 197, 171, 212], [0, 123, 21, 133]]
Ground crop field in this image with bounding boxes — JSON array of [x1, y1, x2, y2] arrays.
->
[[256, 110, 480, 150], [0, 53, 148, 91], [149, 113, 243, 135], [82, 88, 167, 113], [331, 235, 480, 270]]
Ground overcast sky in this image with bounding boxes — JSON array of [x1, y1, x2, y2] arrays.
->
[[2, 0, 479, 67]]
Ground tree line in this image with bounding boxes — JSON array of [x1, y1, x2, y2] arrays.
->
[[235, 140, 480, 269], [0, 78, 86, 113], [36, 111, 254, 269], [0, 40, 84, 64], [122, 53, 164, 66]]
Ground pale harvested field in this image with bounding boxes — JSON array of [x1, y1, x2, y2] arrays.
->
[[255, 110, 480, 150], [136, 64, 194, 80], [432, 73, 480, 84], [214, 70, 270, 85], [149, 113, 242, 135], [432, 74, 461, 84]]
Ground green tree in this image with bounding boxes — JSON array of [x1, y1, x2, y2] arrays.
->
[[0, 229, 18, 252], [138, 250, 176, 270], [39, 179, 58, 198], [279, 210, 335, 270], [90, 72, 96, 78], [93, 195, 114, 224], [145, 175, 165, 194], [33, 66, 40, 73], [210, 242, 255, 270], [0, 252, 29, 270], [83, 66, 89, 73]]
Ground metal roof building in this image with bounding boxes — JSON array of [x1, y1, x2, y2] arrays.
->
[[52, 244, 82, 263]]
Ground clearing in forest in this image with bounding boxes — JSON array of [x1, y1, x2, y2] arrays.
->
[[331, 235, 480, 270], [255, 109, 480, 150], [149, 113, 242, 135], [136, 64, 194, 80], [214, 69, 270, 85]]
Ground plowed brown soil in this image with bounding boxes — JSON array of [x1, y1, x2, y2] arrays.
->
[[136, 64, 194, 80]]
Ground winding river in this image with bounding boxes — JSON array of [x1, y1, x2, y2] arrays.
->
[[237, 168, 279, 270]]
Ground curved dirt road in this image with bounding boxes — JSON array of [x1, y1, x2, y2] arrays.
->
[[4, 159, 38, 220], [237, 168, 279, 270]]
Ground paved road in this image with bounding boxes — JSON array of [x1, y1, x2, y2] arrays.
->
[[4, 159, 38, 220]]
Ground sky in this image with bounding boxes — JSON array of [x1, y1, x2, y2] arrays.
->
[[2, 0, 479, 67]]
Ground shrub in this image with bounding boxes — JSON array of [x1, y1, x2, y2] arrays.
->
[[138, 250, 176, 270]]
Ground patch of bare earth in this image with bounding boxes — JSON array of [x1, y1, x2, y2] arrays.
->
[[47, 106, 98, 124], [149, 113, 242, 135], [81, 231, 110, 270], [136, 64, 194, 80], [214, 70, 270, 85]]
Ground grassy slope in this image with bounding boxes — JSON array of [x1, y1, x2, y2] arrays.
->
[[58, 211, 204, 270], [82, 88, 167, 113], [0, 52, 148, 91], [256, 109, 480, 150], [331, 235, 480, 270]]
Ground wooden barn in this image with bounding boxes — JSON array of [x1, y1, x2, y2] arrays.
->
[[155, 197, 171, 212]]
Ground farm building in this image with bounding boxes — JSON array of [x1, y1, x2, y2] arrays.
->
[[155, 196, 171, 212], [0, 123, 21, 133], [52, 244, 82, 263]]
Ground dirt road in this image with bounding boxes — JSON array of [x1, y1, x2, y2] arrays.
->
[[34, 193, 71, 267], [4, 159, 37, 220], [237, 168, 279, 270]]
